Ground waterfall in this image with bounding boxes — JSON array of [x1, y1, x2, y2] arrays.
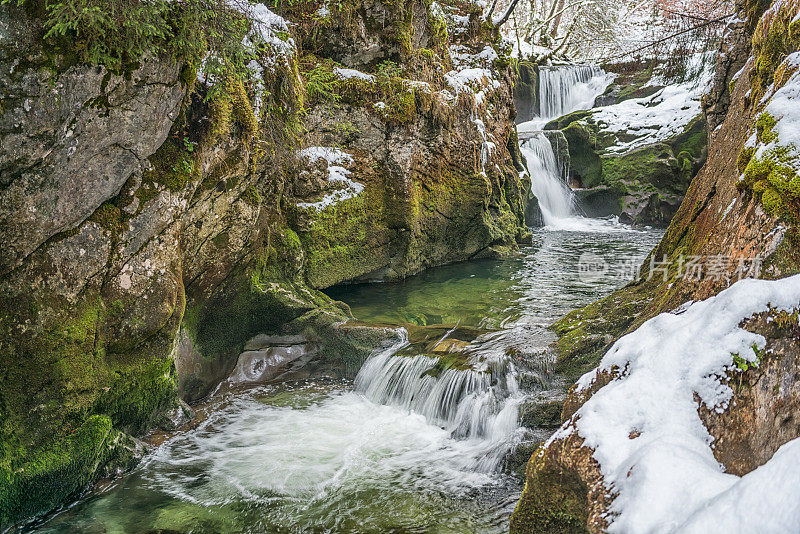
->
[[521, 133, 574, 226], [517, 64, 615, 229], [537, 65, 609, 122], [354, 346, 523, 472]]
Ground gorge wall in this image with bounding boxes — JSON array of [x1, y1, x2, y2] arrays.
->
[[512, 0, 800, 530], [0, 0, 531, 526]]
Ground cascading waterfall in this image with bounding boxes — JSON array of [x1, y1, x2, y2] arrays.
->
[[518, 64, 612, 229], [354, 344, 524, 472], [537, 65, 608, 122], [520, 133, 573, 226]]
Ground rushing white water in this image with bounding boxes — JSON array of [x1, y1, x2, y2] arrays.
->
[[538, 65, 610, 122], [355, 346, 524, 472], [521, 133, 573, 226]]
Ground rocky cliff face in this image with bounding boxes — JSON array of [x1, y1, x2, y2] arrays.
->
[[0, 0, 530, 526], [511, 0, 800, 530]]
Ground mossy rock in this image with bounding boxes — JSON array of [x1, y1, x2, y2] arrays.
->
[[509, 446, 590, 534], [519, 399, 563, 428], [601, 143, 683, 193], [0, 415, 139, 528], [543, 109, 593, 131], [562, 122, 603, 188]]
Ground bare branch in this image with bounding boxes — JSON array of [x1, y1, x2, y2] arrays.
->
[[592, 13, 734, 62], [485, 0, 500, 21], [494, 0, 524, 27]]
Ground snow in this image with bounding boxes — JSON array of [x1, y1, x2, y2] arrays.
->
[[226, 0, 295, 56], [551, 275, 800, 533], [334, 67, 375, 82], [444, 68, 500, 104], [200, 1, 296, 92], [759, 52, 800, 173], [296, 147, 364, 211], [720, 198, 737, 221], [592, 79, 707, 153], [430, 1, 445, 20], [450, 45, 498, 69], [298, 146, 352, 166], [676, 438, 800, 533]]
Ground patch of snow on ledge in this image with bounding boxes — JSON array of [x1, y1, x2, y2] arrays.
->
[[334, 67, 375, 82], [296, 147, 364, 211], [554, 274, 800, 533]]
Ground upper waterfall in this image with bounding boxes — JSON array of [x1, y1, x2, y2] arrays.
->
[[518, 64, 612, 132], [538, 65, 609, 122]]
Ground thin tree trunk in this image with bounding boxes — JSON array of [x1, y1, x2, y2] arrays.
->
[[549, 0, 566, 37]]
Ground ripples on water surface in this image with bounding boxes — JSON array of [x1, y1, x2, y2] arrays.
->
[[33, 222, 662, 534]]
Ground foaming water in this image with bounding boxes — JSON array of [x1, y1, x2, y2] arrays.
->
[[37, 379, 514, 533], [356, 349, 524, 472], [521, 132, 573, 225]]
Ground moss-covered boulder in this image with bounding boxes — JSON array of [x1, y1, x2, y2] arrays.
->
[[515, 60, 540, 123]]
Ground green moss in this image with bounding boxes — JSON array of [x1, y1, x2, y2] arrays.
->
[[509, 447, 589, 533], [552, 279, 667, 381], [88, 202, 126, 237], [562, 122, 602, 187], [749, 0, 800, 100], [241, 185, 261, 206], [756, 112, 778, 144], [738, 114, 800, 229], [0, 415, 121, 527], [91, 359, 178, 435], [738, 146, 756, 174], [138, 134, 200, 205], [208, 78, 259, 143]]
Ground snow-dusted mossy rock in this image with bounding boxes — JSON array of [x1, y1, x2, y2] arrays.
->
[[512, 278, 800, 533], [514, 0, 800, 530], [286, 0, 530, 287], [0, 0, 529, 526]]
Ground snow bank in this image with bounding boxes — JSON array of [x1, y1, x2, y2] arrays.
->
[[552, 275, 800, 533], [592, 80, 706, 153], [588, 55, 713, 153], [296, 147, 364, 211]]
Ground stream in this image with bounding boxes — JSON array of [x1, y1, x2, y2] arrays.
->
[[32, 66, 664, 533]]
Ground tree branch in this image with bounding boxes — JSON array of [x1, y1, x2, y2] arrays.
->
[[592, 13, 734, 62], [494, 0, 524, 26]]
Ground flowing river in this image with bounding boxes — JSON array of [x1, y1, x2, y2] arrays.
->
[[31, 66, 664, 533]]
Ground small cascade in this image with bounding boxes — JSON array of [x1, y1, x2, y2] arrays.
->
[[354, 346, 523, 471], [537, 65, 609, 123], [520, 133, 574, 226]]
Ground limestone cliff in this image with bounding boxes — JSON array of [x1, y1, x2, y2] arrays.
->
[[0, 0, 529, 526], [511, 0, 800, 531]]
